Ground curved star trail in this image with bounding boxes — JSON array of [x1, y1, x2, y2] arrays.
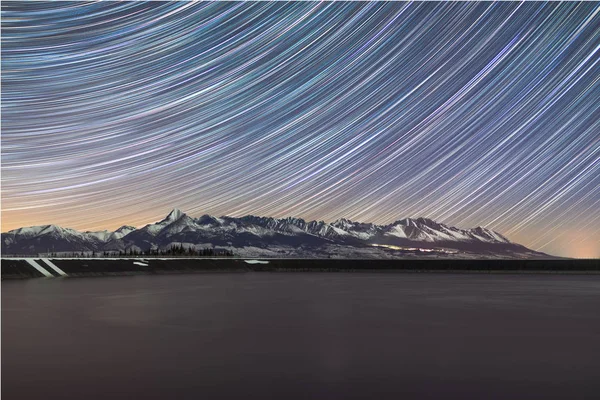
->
[[2, 2, 599, 258]]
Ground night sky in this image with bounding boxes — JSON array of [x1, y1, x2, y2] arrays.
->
[[2, 2, 599, 258]]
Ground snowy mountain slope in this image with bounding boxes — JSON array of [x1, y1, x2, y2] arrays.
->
[[1, 209, 547, 258]]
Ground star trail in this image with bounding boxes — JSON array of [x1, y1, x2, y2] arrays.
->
[[2, 1, 599, 258]]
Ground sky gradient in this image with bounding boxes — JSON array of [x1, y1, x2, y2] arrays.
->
[[2, 1, 599, 258]]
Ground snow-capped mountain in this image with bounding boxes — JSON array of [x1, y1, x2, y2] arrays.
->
[[1, 209, 548, 258]]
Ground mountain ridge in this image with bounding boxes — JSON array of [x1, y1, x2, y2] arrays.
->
[[1, 209, 551, 259]]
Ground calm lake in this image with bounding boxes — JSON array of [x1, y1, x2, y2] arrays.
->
[[3, 273, 600, 399]]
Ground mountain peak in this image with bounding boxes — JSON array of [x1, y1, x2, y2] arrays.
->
[[334, 217, 352, 224], [164, 208, 184, 222], [390, 218, 414, 226], [196, 214, 222, 225], [332, 218, 354, 228], [116, 225, 136, 232], [390, 217, 439, 228]]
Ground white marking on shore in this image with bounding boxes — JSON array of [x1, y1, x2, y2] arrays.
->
[[133, 261, 149, 266], [24, 259, 53, 277], [244, 260, 270, 264], [41, 259, 68, 276]]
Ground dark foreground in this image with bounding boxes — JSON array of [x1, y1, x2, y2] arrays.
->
[[1, 258, 600, 280], [3, 273, 600, 399]]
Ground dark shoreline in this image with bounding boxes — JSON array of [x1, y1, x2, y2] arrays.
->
[[2, 258, 599, 280]]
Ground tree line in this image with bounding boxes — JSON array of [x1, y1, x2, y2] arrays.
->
[[43, 245, 234, 258]]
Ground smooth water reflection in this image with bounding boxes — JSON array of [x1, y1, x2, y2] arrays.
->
[[3, 273, 600, 399]]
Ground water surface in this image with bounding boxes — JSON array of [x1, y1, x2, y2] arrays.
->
[[3, 273, 600, 399]]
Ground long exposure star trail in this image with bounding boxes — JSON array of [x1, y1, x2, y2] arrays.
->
[[1, 1, 599, 258]]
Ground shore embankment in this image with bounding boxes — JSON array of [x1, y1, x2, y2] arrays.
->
[[1, 257, 599, 280]]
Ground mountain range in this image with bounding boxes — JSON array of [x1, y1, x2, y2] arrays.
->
[[1, 208, 551, 259]]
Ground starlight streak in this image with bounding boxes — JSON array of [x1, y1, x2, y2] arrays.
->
[[2, 2, 599, 258]]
